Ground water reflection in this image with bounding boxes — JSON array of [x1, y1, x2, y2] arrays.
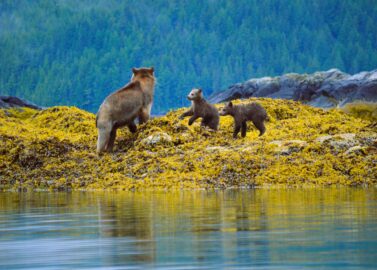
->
[[0, 188, 376, 269]]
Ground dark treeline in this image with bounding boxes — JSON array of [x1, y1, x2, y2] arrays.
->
[[1, 0, 377, 113]]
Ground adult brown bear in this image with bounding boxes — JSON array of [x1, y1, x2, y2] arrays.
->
[[96, 67, 155, 153]]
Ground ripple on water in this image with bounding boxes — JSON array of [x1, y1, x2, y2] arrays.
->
[[0, 188, 376, 269]]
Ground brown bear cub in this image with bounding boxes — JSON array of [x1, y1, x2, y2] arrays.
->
[[96, 67, 155, 153], [179, 88, 219, 130], [219, 101, 267, 138]]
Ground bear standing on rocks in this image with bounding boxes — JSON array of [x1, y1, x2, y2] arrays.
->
[[179, 88, 219, 130], [96, 67, 155, 153], [219, 101, 267, 138]]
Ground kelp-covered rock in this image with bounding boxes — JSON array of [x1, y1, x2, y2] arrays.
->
[[269, 140, 308, 155], [340, 101, 377, 122], [209, 69, 377, 108], [141, 132, 173, 147], [0, 99, 376, 191], [0, 96, 42, 110], [32, 106, 96, 136]]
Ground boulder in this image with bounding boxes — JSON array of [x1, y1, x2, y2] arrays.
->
[[0, 96, 42, 110], [269, 140, 308, 155], [315, 133, 365, 154], [141, 132, 172, 146], [344, 146, 367, 155], [209, 69, 377, 108]]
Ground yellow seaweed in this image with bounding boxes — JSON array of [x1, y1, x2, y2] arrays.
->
[[0, 98, 376, 191]]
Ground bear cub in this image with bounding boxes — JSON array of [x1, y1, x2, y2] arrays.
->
[[219, 101, 267, 138], [179, 88, 219, 130]]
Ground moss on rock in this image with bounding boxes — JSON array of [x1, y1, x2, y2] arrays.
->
[[0, 98, 376, 191]]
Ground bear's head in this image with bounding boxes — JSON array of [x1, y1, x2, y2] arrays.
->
[[219, 101, 234, 116], [131, 67, 155, 86], [187, 88, 203, 101]]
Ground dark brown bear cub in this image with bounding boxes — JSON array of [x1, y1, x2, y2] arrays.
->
[[179, 88, 219, 130], [219, 101, 267, 138]]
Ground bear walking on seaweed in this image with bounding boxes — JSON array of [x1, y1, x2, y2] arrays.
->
[[179, 88, 219, 130], [96, 67, 155, 153], [219, 101, 267, 138]]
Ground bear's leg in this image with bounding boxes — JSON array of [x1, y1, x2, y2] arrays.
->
[[128, 122, 137, 133], [188, 115, 199, 125], [179, 108, 193, 120], [233, 123, 241, 139], [241, 121, 247, 137], [139, 104, 152, 124], [200, 118, 208, 128], [213, 116, 220, 131], [252, 119, 266, 136], [97, 127, 111, 154], [106, 127, 117, 152], [138, 109, 149, 124], [206, 117, 219, 131]]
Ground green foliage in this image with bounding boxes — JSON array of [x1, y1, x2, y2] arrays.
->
[[1, 0, 377, 113]]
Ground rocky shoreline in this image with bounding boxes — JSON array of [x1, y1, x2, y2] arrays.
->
[[0, 98, 376, 191], [0, 96, 42, 110], [209, 69, 377, 108]]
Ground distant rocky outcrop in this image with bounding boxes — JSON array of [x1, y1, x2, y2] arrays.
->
[[0, 96, 42, 110], [209, 69, 377, 108]]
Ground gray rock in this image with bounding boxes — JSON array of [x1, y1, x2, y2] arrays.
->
[[316, 133, 359, 153], [206, 146, 230, 152], [344, 146, 367, 155], [269, 140, 308, 155], [315, 135, 334, 144], [209, 69, 377, 108], [308, 96, 337, 108], [141, 132, 172, 146], [0, 96, 42, 110]]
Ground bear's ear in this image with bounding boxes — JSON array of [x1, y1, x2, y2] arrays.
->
[[228, 101, 233, 107], [149, 67, 154, 73], [132, 68, 139, 74], [197, 88, 202, 93]]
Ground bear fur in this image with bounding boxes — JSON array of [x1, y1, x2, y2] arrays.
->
[[96, 67, 155, 153], [179, 88, 219, 130], [219, 101, 267, 138]]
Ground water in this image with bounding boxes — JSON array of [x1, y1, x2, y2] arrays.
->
[[0, 188, 376, 269]]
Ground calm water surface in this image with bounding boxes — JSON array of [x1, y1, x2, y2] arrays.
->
[[0, 188, 376, 269]]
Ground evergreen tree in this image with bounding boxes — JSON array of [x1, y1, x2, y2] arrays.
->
[[0, 0, 376, 113]]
